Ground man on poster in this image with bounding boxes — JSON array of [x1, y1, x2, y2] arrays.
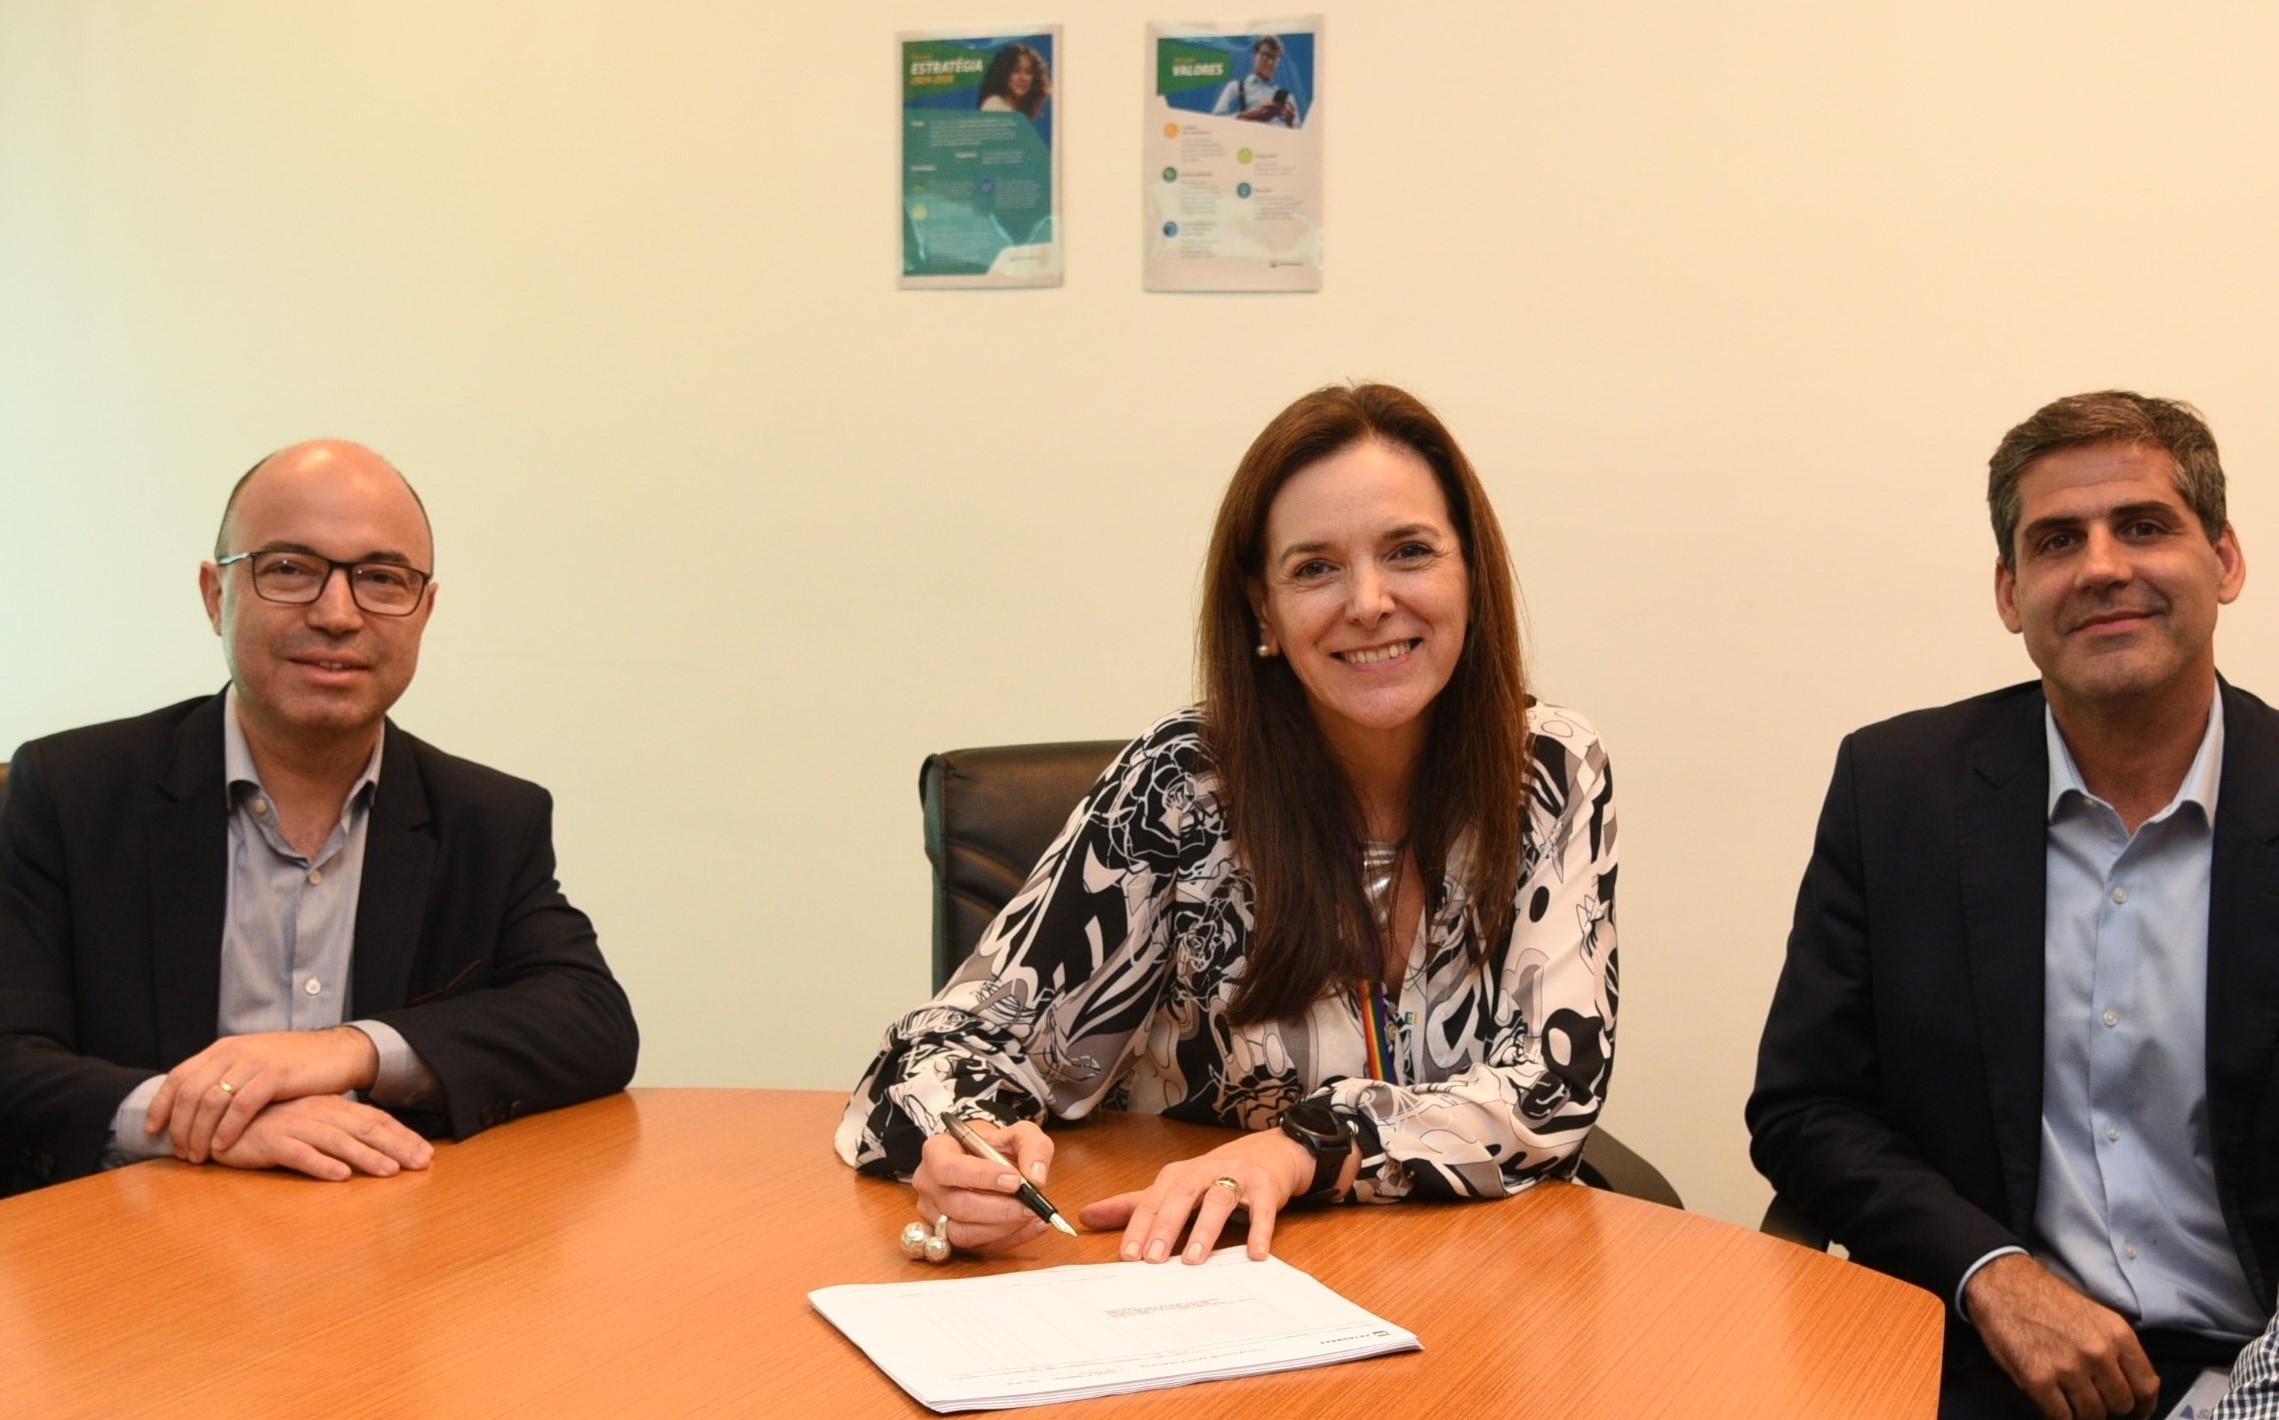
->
[[1213, 35, 1300, 127]]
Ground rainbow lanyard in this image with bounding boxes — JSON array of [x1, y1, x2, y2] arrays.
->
[[1356, 980, 1401, 1082]]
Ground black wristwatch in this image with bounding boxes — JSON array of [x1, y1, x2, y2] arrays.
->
[[1279, 1099, 1356, 1205]]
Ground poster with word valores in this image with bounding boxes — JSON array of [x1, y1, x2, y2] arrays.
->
[[1145, 18, 1323, 292], [900, 28, 1063, 288]]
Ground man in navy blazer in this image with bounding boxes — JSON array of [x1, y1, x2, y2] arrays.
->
[[1750, 392, 2276, 1419], [0, 440, 637, 1194]]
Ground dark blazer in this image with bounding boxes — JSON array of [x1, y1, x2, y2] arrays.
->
[[0, 693, 640, 1193], [1748, 678, 2279, 1321]]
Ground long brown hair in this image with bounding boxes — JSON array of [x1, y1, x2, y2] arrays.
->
[[977, 42, 1051, 120], [1200, 383, 1531, 1025]]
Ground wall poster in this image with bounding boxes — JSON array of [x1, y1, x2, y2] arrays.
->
[[1144, 18, 1323, 292], [900, 27, 1063, 288]]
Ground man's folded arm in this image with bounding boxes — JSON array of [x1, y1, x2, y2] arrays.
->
[[367, 789, 637, 1140], [352, 1019, 439, 1107], [1, 1030, 156, 1186], [1746, 735, 2025, 1305], [0, 742, 161, 1187]]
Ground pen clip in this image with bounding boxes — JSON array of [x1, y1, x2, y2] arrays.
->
[[941, 1109, 999, 1160]]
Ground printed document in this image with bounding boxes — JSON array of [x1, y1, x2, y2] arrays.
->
[[809, 1248, 1418, 1412]]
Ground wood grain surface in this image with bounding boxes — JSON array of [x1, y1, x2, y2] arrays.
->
[[0, 1089, 1939, 1417]]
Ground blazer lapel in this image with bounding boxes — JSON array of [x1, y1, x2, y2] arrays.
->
[[2206, 680, 2279, 1298], [150, 695, 230, 1065], [1956, 689, 2053, 1233], [352, 722, 435, 1017]]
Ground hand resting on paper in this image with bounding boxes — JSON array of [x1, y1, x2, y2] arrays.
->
[[1079, 1128, 1353, 1265], [910, 1116, 1056, 1255]]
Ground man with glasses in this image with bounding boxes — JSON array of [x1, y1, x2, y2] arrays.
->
[[0, 440, 638, 1193], [1212, 36, 1301, 127]]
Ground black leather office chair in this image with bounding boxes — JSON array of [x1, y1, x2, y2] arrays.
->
[[1760, 1193, 1832, 1249], [920, 740, 1684, 1209]]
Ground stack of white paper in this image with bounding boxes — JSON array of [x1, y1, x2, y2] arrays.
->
[[809, 1248, 1420, 1412]]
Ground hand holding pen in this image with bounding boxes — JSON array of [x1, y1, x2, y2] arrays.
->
[[908, 1110, 1075, 1257]]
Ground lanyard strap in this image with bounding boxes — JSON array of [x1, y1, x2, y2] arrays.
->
[[1356, 980, 1400, 1082]]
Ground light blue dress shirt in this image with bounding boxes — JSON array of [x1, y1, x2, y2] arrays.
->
[[2026, 697, 2262, 1340], [103, 691, 435, 1164]]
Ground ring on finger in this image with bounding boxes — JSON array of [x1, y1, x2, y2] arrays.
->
[[899, 1212, 955, 1264], [1211, 1175, 1242, 1198], [898, 1220, 932, 1259], [217, 1080, 236, 1096], [898, 1220, 929, 1259]]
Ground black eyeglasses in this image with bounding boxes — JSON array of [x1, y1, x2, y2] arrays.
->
[[215, 549, 433, 617]]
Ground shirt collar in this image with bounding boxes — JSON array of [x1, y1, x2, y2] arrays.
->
[[2044, 690, 2224, 825], [222, 685, 384, 801]]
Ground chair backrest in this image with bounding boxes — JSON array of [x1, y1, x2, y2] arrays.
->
[[0, 762, 9, 804], [920, 741, 1123, 991]]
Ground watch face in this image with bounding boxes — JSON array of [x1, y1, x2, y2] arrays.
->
[[1285, 1098, 1349, 1157], [1280, 1102, 1352, 1201], [1282, 1100, 1342, 1144]]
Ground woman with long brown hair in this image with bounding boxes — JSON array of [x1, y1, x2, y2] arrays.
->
[[975, 42, 1050, 121], [838, 382, 1617, 1265]]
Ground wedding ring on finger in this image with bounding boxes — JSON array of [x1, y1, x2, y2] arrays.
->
[[1211, 1175, 1242, 1199], [216, 1081, 236, 1096]]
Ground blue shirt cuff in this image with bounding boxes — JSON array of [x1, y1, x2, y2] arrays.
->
[[1955, 1245, 2029, 1322], [102, 1076, 172, 1169], [348, 1020, 441, 1108]]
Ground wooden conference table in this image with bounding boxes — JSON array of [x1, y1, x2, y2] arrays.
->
[[0, 1089, 1939, 1417]]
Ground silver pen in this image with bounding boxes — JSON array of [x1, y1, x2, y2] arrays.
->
[[942, 1111, 1077, 1237]]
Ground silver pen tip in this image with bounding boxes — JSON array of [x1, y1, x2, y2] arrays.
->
[[1050, 1213, 1078, 1237]]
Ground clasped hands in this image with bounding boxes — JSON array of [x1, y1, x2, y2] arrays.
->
[[910, 1117, 1330, 1264], [143, 1027, 433, 1182]]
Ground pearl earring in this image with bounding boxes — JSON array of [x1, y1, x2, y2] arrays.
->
[[1255, 641, 1275, 658]]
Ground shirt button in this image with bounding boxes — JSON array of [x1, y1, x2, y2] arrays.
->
[[2111, 887, 2129, 904], [2124, 1244, 2139, 1260], [251, 798, 269, 816], [303, 977, 322, 996], [2102, 1010, 2120, 1028], [308, 869, 323, 885], [2105, 1125, 2121, 1143]]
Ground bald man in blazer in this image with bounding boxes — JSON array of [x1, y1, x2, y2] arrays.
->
[[0, 441, 636, 1193]]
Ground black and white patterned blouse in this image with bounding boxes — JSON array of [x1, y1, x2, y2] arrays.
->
[[836, 703, 1618, 1203]]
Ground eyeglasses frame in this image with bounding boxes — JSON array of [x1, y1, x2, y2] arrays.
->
[[213, 549, 435, 618]]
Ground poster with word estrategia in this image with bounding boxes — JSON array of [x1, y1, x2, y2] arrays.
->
[[900, 27, 1063, 288], [1144, 18, 1322, 292]]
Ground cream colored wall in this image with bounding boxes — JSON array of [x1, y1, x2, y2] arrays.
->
[[3, 3, 2274, 1229]]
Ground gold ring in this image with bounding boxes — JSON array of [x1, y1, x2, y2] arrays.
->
[[217, 1081, 236, 1095], [1212, 1175, 1242, 1195]]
